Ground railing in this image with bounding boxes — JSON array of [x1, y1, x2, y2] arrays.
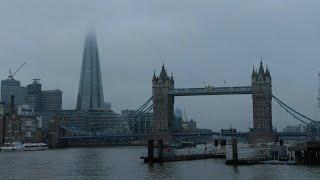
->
[[169, 86, 252, 96]]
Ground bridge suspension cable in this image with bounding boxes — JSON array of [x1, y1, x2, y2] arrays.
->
[[272, 95, 320, 129], [274, 99, 312, 127], [142, 104, 153, 113], [134, 96, 152, 115], [273, 95, 318, 124]]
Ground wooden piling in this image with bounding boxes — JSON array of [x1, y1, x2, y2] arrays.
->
[[158, 139, 163, 163], [232, 138, 238, 164], [148, 140, 154, 163]]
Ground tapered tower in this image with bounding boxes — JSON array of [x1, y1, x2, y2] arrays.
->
[[76, 32, 104, 111], [251, 61, 272, 132], [152, 65, 175, 145], [249, 61, 277, 144]]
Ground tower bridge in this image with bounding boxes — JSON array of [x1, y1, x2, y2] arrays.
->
[[56, 61, 320, 147], [152, 61, 275, 145]]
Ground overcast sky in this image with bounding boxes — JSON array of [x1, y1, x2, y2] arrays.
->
[[0, 0, 319, 131]]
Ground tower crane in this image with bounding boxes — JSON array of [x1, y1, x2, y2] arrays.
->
[[8, 62, 27, 80]]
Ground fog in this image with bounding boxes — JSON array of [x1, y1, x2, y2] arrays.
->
[[0, 0, 319, 131]]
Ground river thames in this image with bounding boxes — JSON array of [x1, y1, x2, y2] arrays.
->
[[0, 146, 319, 180]]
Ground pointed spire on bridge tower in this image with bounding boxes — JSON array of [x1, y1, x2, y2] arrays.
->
[[265, 65, 271, 77], [170, 72, 174, 84], [258, 60, 265, 76], [160, 64, 168, 79], [153, 70, 157, 80], [251, 65, 257, 77]]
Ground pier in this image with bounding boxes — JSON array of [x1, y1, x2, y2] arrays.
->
[[141, 139, 225, 163]]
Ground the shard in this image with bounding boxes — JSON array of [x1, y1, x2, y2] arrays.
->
[[76, 32, 104, 111], [62, 32, 131, 135]]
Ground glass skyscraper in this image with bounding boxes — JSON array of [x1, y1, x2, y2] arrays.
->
[[76, 32, 104, 111], [62, 32, 131, 135], [1, 79, 27, 106]]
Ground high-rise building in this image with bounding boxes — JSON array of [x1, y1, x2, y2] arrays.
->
[[76, 33, 104, 111], [26, 79, 41, 113], [62, 33, 131, 135], [40, 90, 62, 112], [1, 79, 27, 106], [40, 90, 62, 130]]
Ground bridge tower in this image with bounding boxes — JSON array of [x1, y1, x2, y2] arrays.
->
[[152, 65, 175, 146], [250, 61, 277, 143]]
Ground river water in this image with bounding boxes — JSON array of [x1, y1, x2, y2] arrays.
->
[[0, 146, 319, 180]]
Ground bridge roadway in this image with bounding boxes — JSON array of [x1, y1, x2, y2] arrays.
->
[[57, 132, 310, 143], [168, 86, 253, 96]]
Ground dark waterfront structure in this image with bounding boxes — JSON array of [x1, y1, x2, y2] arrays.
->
[[294, 141, 320, 165], [151, 62, 276, 146], [0, 96, 45, 143], [76, 32, 104, 112], [62, 109, 130, 135]]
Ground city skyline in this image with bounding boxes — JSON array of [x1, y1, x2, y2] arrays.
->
[[0, 1, 320, 131]]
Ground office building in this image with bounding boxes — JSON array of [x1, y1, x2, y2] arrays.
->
[[40, 90, 62, 112], [1, 79, 27, 106], [26, 79, 41, 113], [76, 32, 104, 111], [62, 32, 130, 135]]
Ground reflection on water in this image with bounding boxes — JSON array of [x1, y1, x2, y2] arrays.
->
[[0, 146, 320, 180]]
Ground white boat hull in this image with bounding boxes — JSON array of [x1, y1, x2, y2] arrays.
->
[[1, 142, 49, 152]]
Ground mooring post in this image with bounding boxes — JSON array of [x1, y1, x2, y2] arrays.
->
[[214, 140, 218, 147], [279, 139, 283, 146], [148, 140, 154, 163], [158, 139, 163, 163], [232, 138, 238, 165]]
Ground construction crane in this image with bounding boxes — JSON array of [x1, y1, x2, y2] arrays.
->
[[8, 62, 27, 80]]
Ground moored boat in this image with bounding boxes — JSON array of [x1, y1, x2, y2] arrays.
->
[[21, 143, 48, 151], [0, 142, 23, 151], [1, 142, 48, 151]]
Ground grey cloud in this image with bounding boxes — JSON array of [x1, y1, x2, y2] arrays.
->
[[0, 0, 319, 131]]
